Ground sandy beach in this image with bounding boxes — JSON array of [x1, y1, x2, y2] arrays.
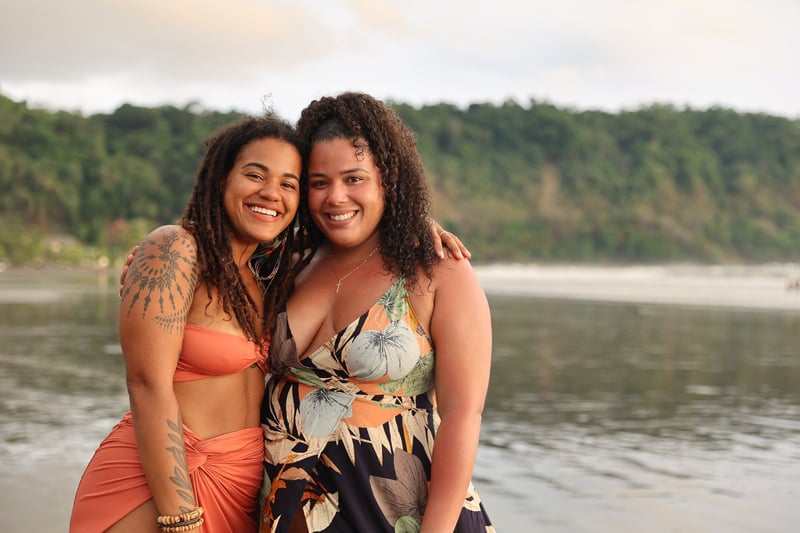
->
[[0, 461, 86, 532]]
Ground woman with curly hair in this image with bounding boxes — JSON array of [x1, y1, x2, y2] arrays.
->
[[259, 92, 494, 532], [70, 114, 307, 532]]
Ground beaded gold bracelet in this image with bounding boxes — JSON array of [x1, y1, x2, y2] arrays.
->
[[159, 517, 204, 532], [157, 507, 204, 528]]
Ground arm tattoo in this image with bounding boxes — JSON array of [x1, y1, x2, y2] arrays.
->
[[165, 418, 196, 510], [122, 229, 197, 333]]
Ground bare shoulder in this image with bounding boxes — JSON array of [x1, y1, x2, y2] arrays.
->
[[120, 225, 199, 332], [408, 257, 482, 311], [134, 225, 198, 264], [430, 255, 480, 289], [407, 256, 480, 296]]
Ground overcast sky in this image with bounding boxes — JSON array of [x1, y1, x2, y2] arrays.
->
[[1, 0, 798, 121]]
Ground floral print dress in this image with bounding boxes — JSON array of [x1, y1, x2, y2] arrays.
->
[[259, 278, 494, 532]]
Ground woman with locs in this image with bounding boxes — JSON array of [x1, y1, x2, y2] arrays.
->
[[70, 113, 306, 532]]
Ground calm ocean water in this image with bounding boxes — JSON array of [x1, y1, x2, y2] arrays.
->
[[1, 266, 799, 532]]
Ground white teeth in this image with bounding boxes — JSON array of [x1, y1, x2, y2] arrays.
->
[[330, 212, 355, 221], [250, 206, 277, 216]]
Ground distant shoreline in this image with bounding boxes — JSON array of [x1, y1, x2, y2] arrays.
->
[[475, 263, 800, 313], [3, 262, 800, 313]]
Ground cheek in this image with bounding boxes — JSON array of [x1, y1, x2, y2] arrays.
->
[[287, 193, 301, 216], [372, 195, 386, 218], [306, 190, 324, 211], [221, 178, 236, 204]]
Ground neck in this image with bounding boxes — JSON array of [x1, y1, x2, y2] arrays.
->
[[231, 242, 261, 268], [327, 241, 381, 294], [328, 237, 381, 262]]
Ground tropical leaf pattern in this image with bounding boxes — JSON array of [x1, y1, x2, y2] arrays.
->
[[348, 320, 420, 380], [259, 278, 494, 532]]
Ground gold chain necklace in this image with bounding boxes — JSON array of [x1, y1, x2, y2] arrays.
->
[[329, 244, 380, 294]]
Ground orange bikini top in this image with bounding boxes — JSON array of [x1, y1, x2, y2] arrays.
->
[[174, 323, 268, 382]]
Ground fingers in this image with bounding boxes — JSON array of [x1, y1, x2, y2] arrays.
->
[[429, 220, 445, 258], [433, 235, 445, 259], [437, 231, 455, 259], [438, 230, 471, 260], [118, 262, 130, 298], [427, 218, 471, 260], [119, 245, 140, 297]]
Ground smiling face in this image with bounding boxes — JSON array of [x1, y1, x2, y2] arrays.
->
[[307, 137, 385, 251], [223, 137, 301, 253]]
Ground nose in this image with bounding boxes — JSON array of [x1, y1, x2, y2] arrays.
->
[[326, 180, 348, 204], [258, 178, 281, 199]]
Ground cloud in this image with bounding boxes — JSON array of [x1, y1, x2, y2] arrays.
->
[[0, 0, 797, 118], [345, 0, 409, 35], [0, 0, 329, 83]]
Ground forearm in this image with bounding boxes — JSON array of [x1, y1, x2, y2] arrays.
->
[[129, 386, 197, 515], [421, 412, 483, 532]]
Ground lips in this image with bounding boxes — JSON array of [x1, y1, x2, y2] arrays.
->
[[248, 205, 278, 217], [328, 211, 356, 221]]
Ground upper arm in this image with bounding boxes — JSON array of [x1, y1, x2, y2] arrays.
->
[[429, 259, 492, 416], [119, 225, 199, 388]]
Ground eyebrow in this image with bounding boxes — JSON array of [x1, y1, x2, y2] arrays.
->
[[242, 162, 299, 181], [308, 167, 369, 178]]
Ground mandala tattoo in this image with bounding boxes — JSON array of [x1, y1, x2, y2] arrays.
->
[[122, 229, 197, 333]]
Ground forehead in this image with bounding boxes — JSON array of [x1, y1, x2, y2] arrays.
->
[[308, 138, 375, 171], [236, 137, 301, 166]]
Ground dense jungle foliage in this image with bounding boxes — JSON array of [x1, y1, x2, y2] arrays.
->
[[1, 93, 799, 266]]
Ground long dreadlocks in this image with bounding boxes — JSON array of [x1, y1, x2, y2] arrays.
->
[[180, 114, 308, 345]]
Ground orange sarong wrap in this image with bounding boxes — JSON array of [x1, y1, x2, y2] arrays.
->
[[69, 412, 263, 532]]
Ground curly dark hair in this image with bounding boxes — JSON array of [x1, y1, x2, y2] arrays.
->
[[295, 92, 440, 285], [179, 114, 308, 344]]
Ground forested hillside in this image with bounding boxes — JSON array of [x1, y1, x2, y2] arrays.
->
[[1, 93, 799, 266]]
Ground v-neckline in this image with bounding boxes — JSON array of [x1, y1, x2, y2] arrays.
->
[[287, 277, 403, 362]]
